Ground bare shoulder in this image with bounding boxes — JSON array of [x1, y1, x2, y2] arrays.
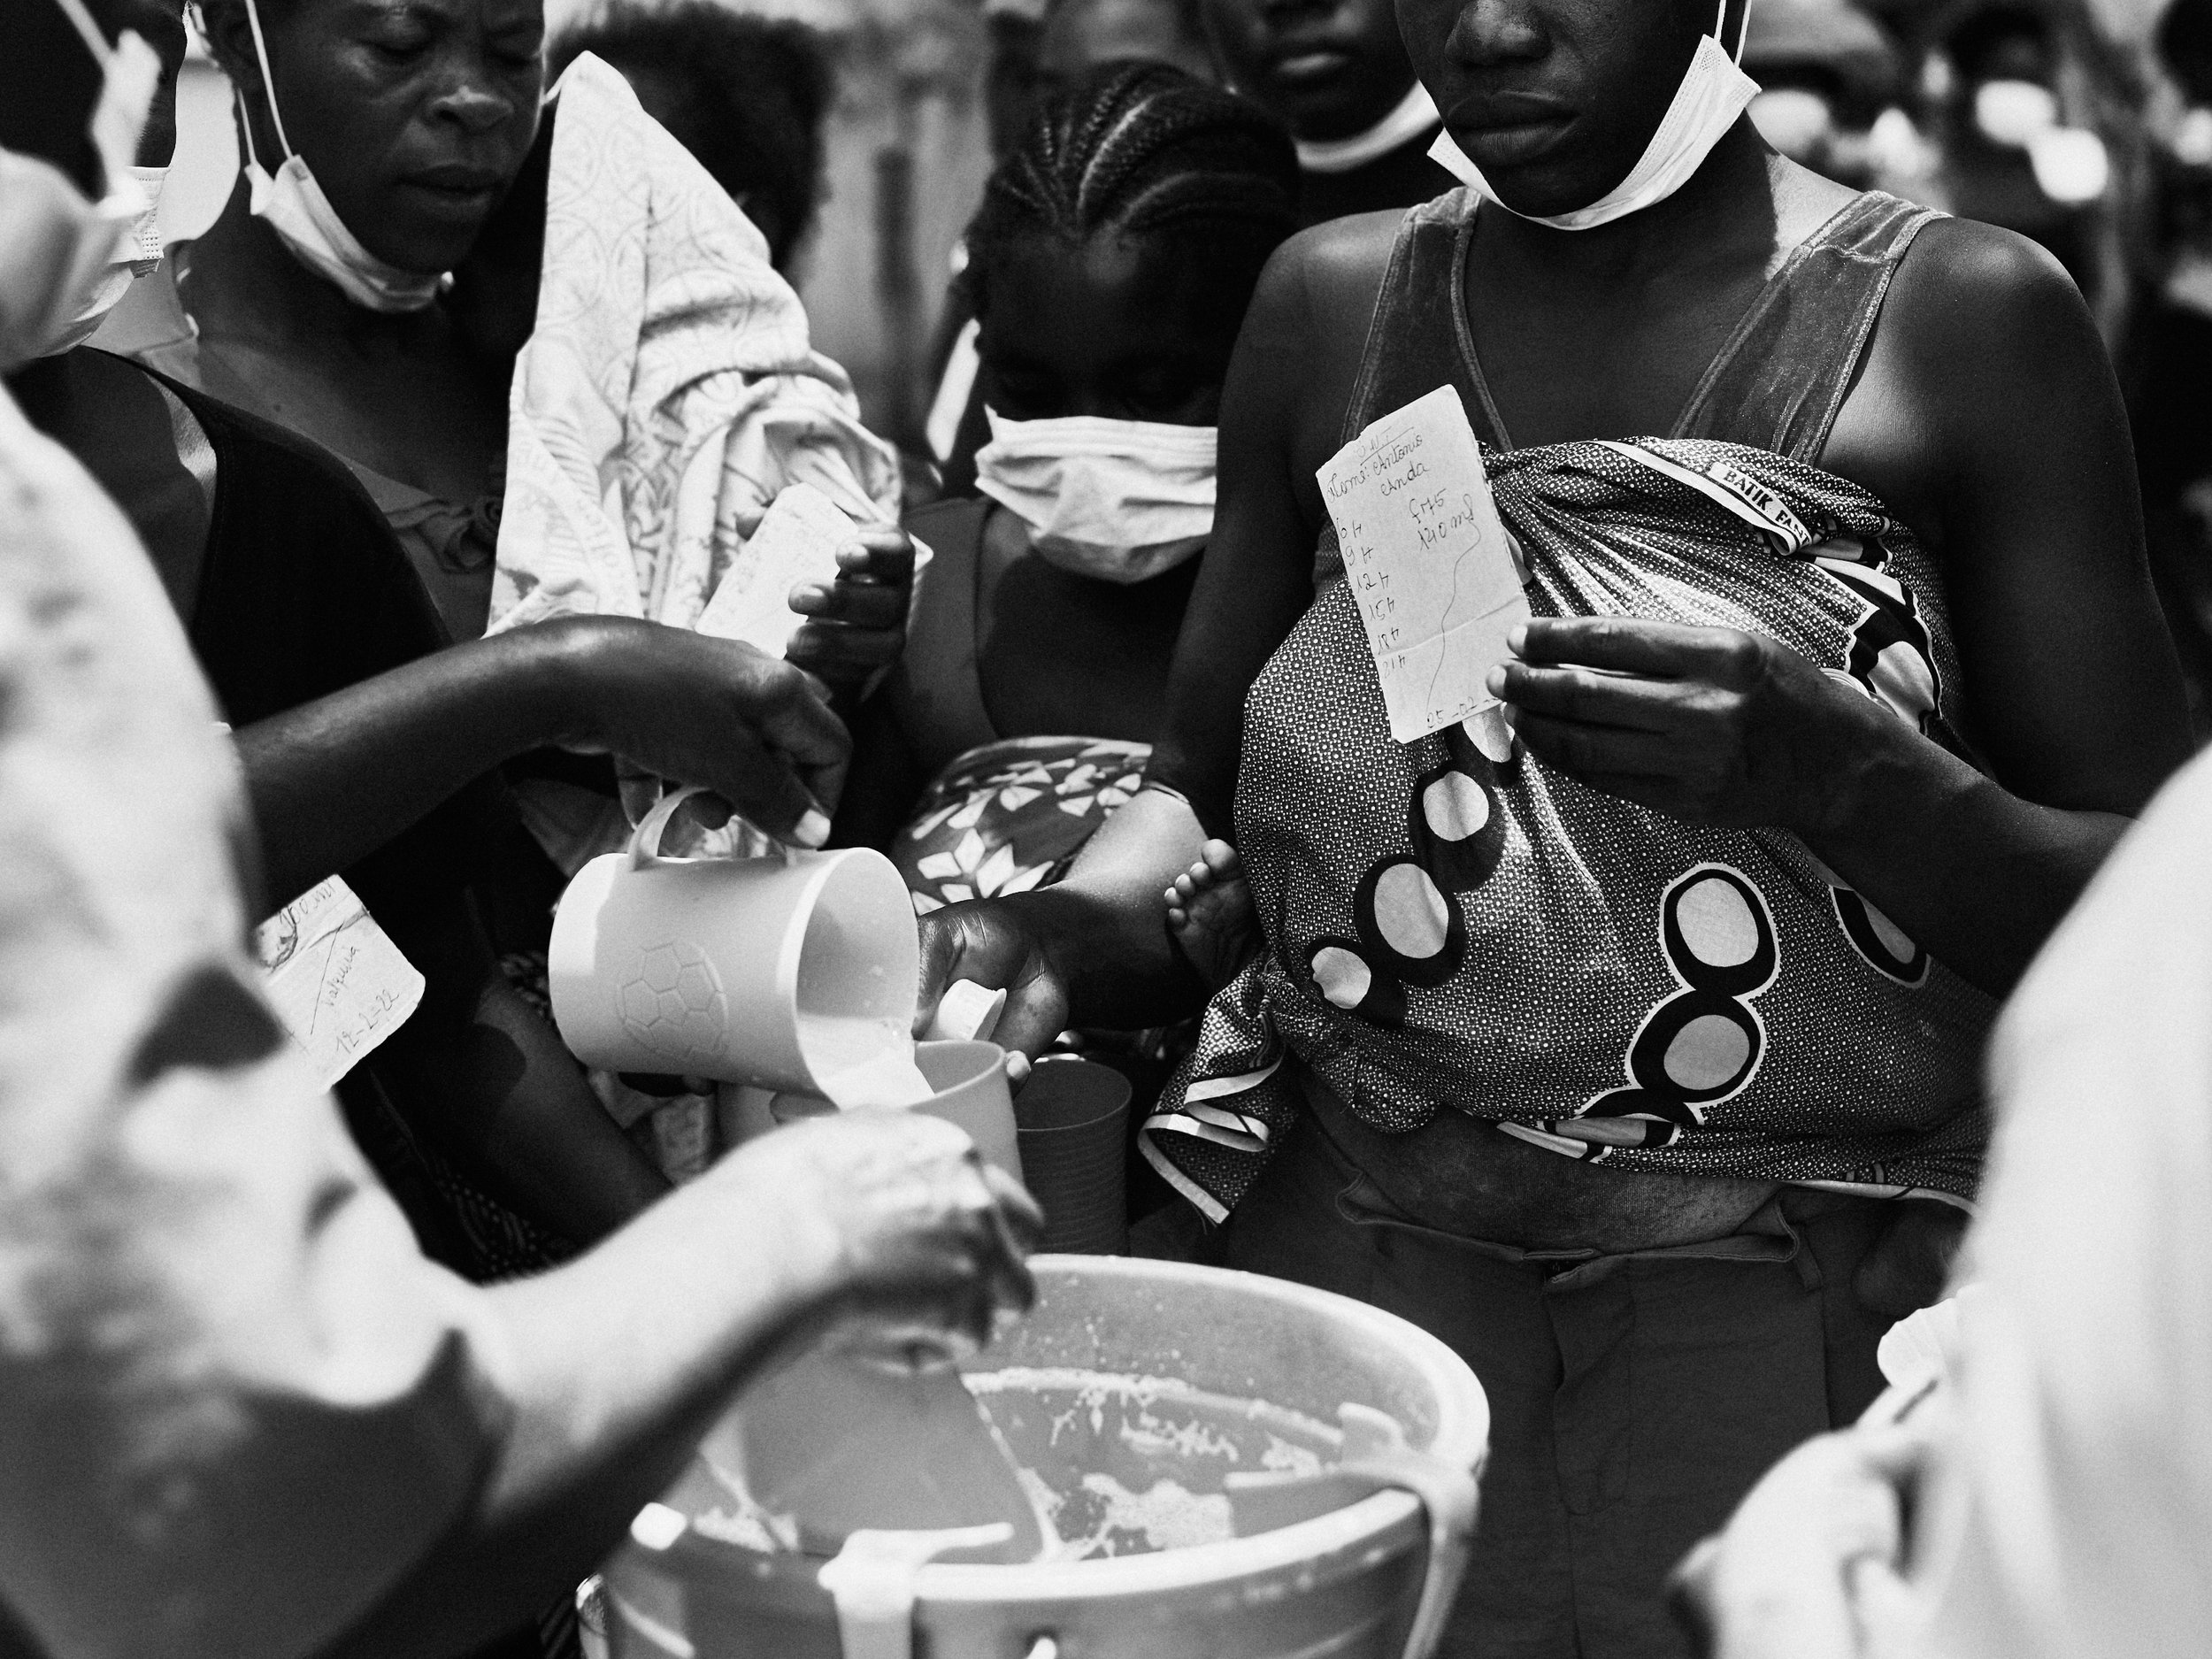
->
[[1881, 214, 2093, 371], [1230, 209, 1407, 492], [1242, 209, 1406, 345]]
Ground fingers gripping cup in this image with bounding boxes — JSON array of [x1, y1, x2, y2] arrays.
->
[[549, 787, 926, 1101]]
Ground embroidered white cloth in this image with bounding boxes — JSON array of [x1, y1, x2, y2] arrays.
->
[[489, 53, 900, 642]]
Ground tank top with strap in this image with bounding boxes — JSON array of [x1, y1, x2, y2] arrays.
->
[[1140, 188, 1997, 1225]]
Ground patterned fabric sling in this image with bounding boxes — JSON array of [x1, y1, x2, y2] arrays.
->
[[1141, 188, 1997, 1223]]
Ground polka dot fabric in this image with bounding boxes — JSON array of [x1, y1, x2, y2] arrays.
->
[[1141, 435, 1995, 1223]]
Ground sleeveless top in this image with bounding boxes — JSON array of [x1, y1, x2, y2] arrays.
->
[[102, 254, 502, 645], [1141, 188, 1997, 1224]]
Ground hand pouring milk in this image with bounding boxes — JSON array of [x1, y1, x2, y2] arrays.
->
[[548, 790, 1043, 1560]]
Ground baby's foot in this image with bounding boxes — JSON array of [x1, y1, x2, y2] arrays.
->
[[1165, 840, 1259, 991]]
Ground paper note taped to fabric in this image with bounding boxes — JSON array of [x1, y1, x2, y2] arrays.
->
[[1320, 385, 1530, 742], [695, 480, 856, 656], [253, 877, 426, 1089]]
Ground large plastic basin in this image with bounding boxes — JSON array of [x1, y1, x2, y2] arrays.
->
[[605, 1256, 1488, 1659]]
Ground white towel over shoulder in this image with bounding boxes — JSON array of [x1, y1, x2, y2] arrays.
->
[[490, 52, 900, 643]]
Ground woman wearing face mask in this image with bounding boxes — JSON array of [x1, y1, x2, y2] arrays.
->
[[0, 19, 1041, 1659], [14, 0, 879, 1308], [837, 66, 1298, 932], [117, 0, 907, 664], [917, 0, 2191, 1648], [87, 0, 926, 1271], [922, 0, 1448, 499]]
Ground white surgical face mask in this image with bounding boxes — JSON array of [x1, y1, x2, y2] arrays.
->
[[0, 2, 163, 368], [237, 0, 445, 313], [974, 409, 1216, 584], [1296, 81, 1441, 175], [1427, 0, 1758, 232]]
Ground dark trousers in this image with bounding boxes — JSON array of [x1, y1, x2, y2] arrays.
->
[[1220, 1123, 1893, 1659]]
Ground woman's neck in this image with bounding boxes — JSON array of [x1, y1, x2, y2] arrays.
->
[[174, 177, 511, 504], [1472, 122, 1790, 296], [183, 178, 444, 362]]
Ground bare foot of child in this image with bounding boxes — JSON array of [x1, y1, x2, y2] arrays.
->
[[1165, 840, 1259, 991]]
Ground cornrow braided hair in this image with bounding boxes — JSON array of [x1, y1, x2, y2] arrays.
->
[[964, 61, 1300, 326]]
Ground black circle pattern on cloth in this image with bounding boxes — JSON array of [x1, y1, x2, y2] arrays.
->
[[1140, 435, 1994, 1223]]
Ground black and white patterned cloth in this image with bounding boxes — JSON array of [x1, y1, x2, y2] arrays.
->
[[1142, 436, 1995, 1223]]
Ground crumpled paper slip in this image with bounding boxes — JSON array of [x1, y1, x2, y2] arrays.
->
[[489, 52, 900, 644], [253, 875, 425, 1090]]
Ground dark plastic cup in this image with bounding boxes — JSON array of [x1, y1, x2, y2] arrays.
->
[[1015, 1057, 1132, 1254]]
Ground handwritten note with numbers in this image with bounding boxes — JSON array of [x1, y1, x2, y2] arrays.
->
[[252, 876, 426, 1090], [1319, 385, 1531, 743], [695, 480, 856, 656]]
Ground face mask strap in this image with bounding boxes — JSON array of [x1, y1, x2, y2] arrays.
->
[[242, 0, 297, 161], [51, 0, 111, 62], [1720, 0, 1751, 65]]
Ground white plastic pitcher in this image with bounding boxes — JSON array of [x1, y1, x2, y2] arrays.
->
[[548, 787, 919, 1094]]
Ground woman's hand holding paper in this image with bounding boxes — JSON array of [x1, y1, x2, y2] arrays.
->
[[1490, 616, 1879, 835], [786, 525, 918, 687]]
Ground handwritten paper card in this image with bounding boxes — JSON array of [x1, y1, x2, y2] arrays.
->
[[1319, 385, 1530, 743], [253, 877, 426, 1090], [695, 480, 855, 657]]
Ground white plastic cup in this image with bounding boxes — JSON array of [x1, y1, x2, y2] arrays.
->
[[746, 1040, 1024, 1183], [549, 787, 919, 1092]]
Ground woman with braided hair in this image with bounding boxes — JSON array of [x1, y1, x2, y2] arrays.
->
[[838, 64, 1300, 926], [916, 0, 2194, 1649]]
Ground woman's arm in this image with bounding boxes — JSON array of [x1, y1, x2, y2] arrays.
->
[[319, 1110, 1041, 1659], [1494, 224, 2193, 996], [237, 615, 851, 908]]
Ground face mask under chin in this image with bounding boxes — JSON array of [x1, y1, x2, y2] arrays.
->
[[1426, 1, 1757, 232], [236, 0, 446, 313], [244, 153, 445, 313]]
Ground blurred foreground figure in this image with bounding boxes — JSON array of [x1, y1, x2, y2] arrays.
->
[[0, 375, 1037, 1659], [0, 32, 1039, 1655], [1674, 741, 2212, 1659]]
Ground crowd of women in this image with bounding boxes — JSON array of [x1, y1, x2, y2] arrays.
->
[[8, 0, 2212, 1655]]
